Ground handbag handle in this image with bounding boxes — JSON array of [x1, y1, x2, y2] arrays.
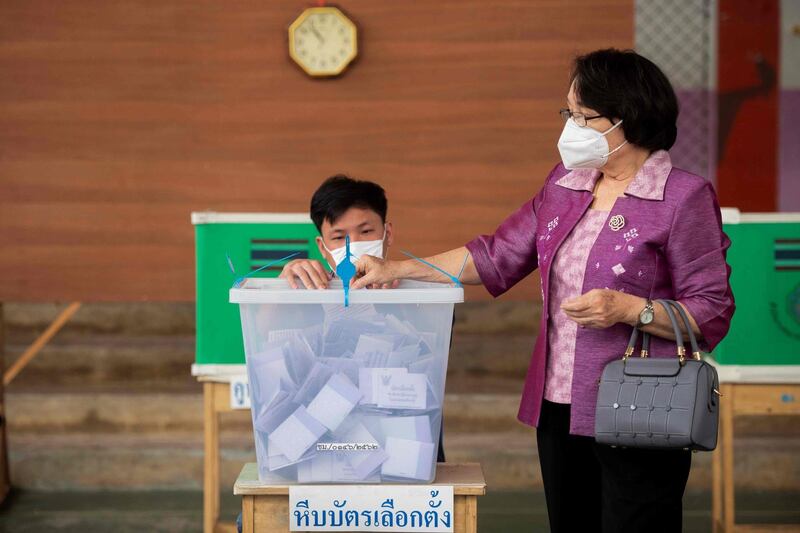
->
[[663, 300, 702, 361], [655, 299, 686, 362], [640, 330, 651, 358], [623, 299, 699, 363]]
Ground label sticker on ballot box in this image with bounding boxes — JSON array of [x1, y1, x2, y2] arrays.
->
[[289, 484, 454, 532], [230, 375, 251, 409]]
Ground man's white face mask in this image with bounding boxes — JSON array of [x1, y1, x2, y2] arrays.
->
[[321, 228, 386, 271]]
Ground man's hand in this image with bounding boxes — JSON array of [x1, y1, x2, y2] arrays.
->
[[561, 289, 641, 329], [279, 259, 330, 289]]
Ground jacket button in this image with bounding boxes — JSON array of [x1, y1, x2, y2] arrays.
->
[[612, 403, 619, 409], [630, 405, 637, 410], [665, 406, 672, 412]]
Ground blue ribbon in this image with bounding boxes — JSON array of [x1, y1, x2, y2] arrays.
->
[[229, 251, 301, 288], [399, 250, 463, 288]]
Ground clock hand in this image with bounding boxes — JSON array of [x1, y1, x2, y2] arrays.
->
[[310, 21, 325, 45]]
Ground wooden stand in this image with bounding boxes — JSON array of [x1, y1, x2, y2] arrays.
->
[[710, 362, 800, 533], [234, 462, 486, 533], [200, 377, 238, 533]]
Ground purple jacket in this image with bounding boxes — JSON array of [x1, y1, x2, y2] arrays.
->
[[465, 151, 735, 436]]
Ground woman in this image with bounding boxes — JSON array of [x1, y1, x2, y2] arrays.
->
[[352, 48, 735, 532]]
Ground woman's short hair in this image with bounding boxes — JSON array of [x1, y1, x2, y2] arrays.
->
[[571, 48, 679, 152]]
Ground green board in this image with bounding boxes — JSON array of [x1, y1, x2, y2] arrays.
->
[[193, 213, 324, 367], [713, 210, 800, 365]]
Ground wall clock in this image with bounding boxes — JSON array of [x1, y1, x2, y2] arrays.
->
[[288, 6, 358, 77]]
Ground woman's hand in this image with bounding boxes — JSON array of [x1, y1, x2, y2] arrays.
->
[[561, 289, 641, 329], [351, 256, 404, 290]]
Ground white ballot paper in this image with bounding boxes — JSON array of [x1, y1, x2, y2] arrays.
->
[[387, 344, 422, 367], [381, 437, 435, 480], [270, 405, 327, 462], [379, 415, 433, 443], [375, 369, 427, 410], [353, 334, 394, 367], [267, 437, 316, 472], [340, 421, 389, 480], [249, 343, 292, 389], [306, 373, 362, 431]]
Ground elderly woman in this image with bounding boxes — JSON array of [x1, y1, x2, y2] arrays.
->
[[353, 48, 735, 532]]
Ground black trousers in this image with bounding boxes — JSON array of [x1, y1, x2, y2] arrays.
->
[[536, 400, 691, 533]]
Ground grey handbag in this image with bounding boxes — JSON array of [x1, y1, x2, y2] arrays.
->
[[595, 299, 721, 451]]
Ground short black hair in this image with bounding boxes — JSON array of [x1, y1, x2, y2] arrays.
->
[[310, 174, 388, 232], [571, 48, 679, 152]]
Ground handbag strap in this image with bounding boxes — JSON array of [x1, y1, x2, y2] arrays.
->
[[640, 330, 651, 357], [655, 299, 687, 362], [663, 300, 702, 361], [623, 324, 641, 360]]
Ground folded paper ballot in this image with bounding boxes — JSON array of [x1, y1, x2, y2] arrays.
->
[[381, 437, 435, 480], [253, 391, 300, 434], [379, 415, 433, 443], [318, 356, 360, 384], [323, 317, 386, 358], [340, 421, 389, 480], [306, 373, 362, 431], [269, 405, 327, 462], [387, 344, 422, 367], [267, 436, 317, 471], [353, 334, 394, 367], [384, 314, 413, 336], [268, 328, 304, 343], [297, 451, 382, 483], [248, 343, 293, 398], [283, 333, 316, 386], [375, 369, 427, 410], [293, 363, 334, 406]]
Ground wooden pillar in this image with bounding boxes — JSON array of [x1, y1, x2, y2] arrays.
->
[[0, 303, 10, 503]]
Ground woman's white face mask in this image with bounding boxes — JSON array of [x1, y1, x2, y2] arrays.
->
[[557, 118, 627, 170], [321, 228, 386, 271]]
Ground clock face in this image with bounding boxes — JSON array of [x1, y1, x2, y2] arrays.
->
[[289, 7, 357, 77]]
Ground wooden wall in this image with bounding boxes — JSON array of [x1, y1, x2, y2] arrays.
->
[[0, 0, 633, 302]]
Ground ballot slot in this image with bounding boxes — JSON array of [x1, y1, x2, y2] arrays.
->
[[230, 279, 463, 484]]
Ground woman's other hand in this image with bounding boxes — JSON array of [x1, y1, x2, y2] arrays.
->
[[561, 289, 641, 329]]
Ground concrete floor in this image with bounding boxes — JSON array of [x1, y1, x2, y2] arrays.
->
[[1, 489, 799, 532]]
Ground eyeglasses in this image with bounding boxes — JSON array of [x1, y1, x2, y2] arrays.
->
[[559, 108, 606, 128]]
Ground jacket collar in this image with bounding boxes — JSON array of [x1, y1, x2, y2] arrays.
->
[[554, 150, 672, 201]]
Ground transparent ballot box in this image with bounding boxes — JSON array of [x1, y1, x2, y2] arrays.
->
[[230, 279, 463, 484]]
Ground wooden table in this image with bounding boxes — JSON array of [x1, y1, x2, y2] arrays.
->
[[709, 360, 800, 533], [234, 462, 486, 533]]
